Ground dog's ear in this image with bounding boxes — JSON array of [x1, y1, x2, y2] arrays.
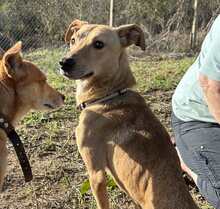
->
[[65, 19, 88, 43], [3, 41, 23, 78], [115, 24, 145, 51]]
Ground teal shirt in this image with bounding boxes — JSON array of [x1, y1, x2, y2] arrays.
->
[[172, 15, 220, 122]]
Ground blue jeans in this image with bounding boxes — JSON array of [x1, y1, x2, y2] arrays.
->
[[171, 112, 220, 209]]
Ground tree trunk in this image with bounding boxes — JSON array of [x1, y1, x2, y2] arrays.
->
[[109, 0, 114, 27], [190, 0, 198, 50]]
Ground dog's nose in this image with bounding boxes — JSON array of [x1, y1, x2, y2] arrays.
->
[[59, 57, 76, 67], [61, 94, 65, 101]]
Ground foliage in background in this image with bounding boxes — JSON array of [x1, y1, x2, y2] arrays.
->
[[0, 0, 220, 51]]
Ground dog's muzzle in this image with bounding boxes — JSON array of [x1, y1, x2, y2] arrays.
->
[[59, 57, 75, 73], [59, 57, 94, 79]]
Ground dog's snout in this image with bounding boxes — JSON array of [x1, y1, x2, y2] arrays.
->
[[59, 57, 76, 67]]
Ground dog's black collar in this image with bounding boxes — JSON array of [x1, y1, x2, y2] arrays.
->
[[77, 89, 128, 111], [0, 114, 33, 182]]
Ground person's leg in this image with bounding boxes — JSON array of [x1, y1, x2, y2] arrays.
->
[[171, 112, 220, 208], [175, 147, 198, 183]]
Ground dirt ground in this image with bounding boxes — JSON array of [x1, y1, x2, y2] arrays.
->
[[0, 46, 214, 209], [0, 88, 213, 209]]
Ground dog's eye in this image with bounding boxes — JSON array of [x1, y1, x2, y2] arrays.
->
[[71, 38, 75, 45], [93, 41, 104, 49]]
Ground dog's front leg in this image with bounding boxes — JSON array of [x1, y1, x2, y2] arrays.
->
[[76, 116, 110, 209], [89, 170, 109, 209], [79, 146, 109, 209]]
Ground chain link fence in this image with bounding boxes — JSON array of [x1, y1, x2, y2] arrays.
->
[[0, 0, 110, 53], [0, 0, 220, 54]]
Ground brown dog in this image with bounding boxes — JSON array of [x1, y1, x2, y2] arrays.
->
[[60, 20, 199, 209], [0, 42, 65, 190]]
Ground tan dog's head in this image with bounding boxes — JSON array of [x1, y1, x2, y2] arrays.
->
[[2, 42, 65, 112], [59, 20, 145, 81]]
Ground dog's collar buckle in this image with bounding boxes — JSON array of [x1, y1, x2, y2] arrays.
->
[[0, 114, 33, 182], [78, 102, 86, 110], [77, 88, 128, 111]]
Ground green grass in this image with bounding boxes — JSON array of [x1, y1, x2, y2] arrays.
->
[[25, 47, 195, 93], [132, 57, 195, 92], [21, 48, 194, 135], [5, 48, 210, 209], [23, 47, 77, 125], [25, 47, 73, 89]]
